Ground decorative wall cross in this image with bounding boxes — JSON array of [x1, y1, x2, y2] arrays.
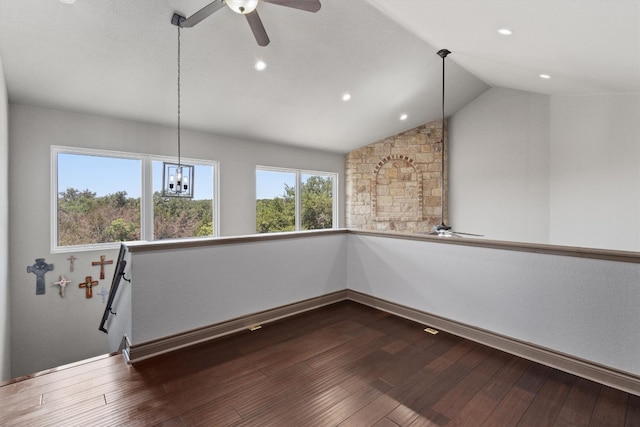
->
[[92, 255, 114, 280], [53, 275, 72, 298], [67, 255, 77, 272], [97, 287, 109, 304], [27, 258, 54, 295], [79, 276, 99, 299]]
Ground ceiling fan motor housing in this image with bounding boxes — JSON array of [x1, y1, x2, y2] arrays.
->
[[226, 0, 259, 15]]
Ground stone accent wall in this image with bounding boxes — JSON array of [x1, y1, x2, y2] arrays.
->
[[345, 120, 447, 233]]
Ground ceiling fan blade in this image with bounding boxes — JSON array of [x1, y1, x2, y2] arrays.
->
[[178, 0, 226, 28], [452, 231, 484, 237], [262, 0, 321, 13], [245, 10, 270, 46]]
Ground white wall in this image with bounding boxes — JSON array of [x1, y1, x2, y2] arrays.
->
[[8, 104, 345, 377], [129, 233, 348, 344], [449, 87, 550, 244], [449, 87, 640, 252], [0, 56, 10, 381], [348, 234, 640, 376], [550, 93, 640, 251]]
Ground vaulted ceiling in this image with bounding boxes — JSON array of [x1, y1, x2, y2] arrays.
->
[[0, 0, 637, 153]]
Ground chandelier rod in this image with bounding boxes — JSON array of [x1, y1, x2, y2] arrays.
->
[[177, 26, 181, 167], [437, 48, 451, 228]]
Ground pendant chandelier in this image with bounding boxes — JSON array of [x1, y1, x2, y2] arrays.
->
[[162, 25, 194, 198]]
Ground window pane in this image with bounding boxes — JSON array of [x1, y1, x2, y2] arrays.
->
[[152, 161, 214, 239], [57, 153, 141, 246], [301, 174, 334, 230], [256, 170, 296, 233]]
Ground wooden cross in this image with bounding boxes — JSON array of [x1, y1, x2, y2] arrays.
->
[[97, 287, 109, 303], [67, 255, 77, 272], [27, 258, 54, 295], [92, 255, 114, 280], [79, 276, 98, 299]]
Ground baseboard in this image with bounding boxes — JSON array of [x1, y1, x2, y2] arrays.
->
[[0, 353, 116, 387], [347, 290, 640, 397], [127, 290, 348, 363], [120, 335, 132, 364]]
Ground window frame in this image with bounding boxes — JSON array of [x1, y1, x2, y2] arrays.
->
[[51, 146, 219, 253], [255, 165, 338, 233]]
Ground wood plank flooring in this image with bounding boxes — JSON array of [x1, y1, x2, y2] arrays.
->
[[1, 301, 638, 426]]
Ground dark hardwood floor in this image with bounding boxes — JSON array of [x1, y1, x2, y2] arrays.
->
[[1, 301, 639, 426]]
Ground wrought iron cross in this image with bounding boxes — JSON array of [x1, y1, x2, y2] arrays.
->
[[79, 276, 99, 299], [92, 255, 114, 280], [27, 258, 54, 295]]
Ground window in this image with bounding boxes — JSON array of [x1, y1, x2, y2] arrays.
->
[[55, 151, 142, 248], [300, 173, 335, 230], [256, 167, 337, 233], [52, 146, 218, 252]]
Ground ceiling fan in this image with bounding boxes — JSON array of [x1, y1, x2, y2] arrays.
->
[[428, 49, 482, 238], [171, 0, 322, 47]]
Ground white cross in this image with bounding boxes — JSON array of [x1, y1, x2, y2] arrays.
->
[[53, 275, 72, 298], [97, 287, 109, 304]]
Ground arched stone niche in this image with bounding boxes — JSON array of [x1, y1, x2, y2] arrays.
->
[[372, 155, 423, 221]]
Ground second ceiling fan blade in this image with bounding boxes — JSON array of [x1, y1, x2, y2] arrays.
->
[[245, 11, 270, 46], [179, 0, 226, 28], [262, 0, 321, 13]]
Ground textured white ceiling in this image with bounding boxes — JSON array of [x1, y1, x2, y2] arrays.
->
[[1, 0, 637, 153], [369, 0, 640, 95]]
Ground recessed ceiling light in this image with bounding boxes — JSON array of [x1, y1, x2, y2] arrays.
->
[[59, 0, 76, 3], [539, 73, 551, 79], [400, 113, 408, 121], [254, 60, 267, 71], [497, 28, 513, 36], [342, 93, 351, 102]]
